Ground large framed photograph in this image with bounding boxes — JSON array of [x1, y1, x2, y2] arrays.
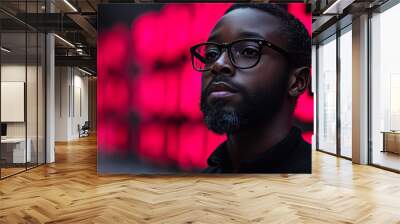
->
[[97, 3, 312, 174]]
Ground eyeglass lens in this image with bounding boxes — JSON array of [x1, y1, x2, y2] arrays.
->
[[192, 40, 262, 71]]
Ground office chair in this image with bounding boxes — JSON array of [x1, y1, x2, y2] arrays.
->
[[79, 121, 90, 138]]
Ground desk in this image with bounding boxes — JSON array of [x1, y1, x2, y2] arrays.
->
[[1, 138, 31, 163], [382, 131, 400, 154]]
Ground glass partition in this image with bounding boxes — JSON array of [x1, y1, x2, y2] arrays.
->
[[0, 1, 46, 179], [317, 35, 337, 154], [1, 30, 28, 177]]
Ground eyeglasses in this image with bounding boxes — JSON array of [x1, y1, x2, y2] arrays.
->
[[190, 38, 288, 72]]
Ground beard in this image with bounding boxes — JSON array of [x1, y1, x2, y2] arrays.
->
[[200, 75, 288, 135]]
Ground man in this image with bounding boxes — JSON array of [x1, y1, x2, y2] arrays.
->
[[190, 4, 311, 173]]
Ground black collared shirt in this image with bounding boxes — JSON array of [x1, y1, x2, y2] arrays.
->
[[202, 126, 311, 173]]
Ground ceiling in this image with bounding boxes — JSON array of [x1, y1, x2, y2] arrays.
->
[[311, 0, 390, 41], [0, 0, 393, 74], [0, 0, 109, 74]]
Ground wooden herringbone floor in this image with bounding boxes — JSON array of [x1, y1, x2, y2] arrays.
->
[[1, 134, 400, 224]]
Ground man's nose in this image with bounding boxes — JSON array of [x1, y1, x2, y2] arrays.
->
[[210, 51, 235, 77]]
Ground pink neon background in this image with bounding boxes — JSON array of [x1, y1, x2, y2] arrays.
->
[[98, 3, 313, 171]]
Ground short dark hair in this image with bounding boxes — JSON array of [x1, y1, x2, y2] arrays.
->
[[225, 4, 311, 69]]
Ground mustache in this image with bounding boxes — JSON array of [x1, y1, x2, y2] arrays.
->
[[203, 76, 245, 96]]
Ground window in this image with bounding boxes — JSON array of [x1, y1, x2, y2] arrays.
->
[[339, 27, 352, 158], [317, 35, 337, 154], [370, 3, 400, 171]]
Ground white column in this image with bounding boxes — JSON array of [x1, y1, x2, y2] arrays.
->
[[46, 0, 55, 163], [312, 45, 317, 151], [352, 14, 369, 164]]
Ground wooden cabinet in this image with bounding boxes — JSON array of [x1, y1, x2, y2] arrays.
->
[[382, 132, 400, 154]]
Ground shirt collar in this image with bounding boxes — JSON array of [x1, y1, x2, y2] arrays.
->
[[206, 126, 303, 172]]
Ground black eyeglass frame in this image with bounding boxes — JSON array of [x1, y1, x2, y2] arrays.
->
[[190, 38, 289, 72]]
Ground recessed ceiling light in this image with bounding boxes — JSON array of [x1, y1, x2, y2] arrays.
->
[[322, 0, 354, 15], [78, 67, 93, 76], [1, 47, 11, 53], [54, 34, 75, 48], [63, 0, 78, 12]]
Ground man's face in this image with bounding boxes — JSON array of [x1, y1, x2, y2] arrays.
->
[[200, 8, 291, 134]]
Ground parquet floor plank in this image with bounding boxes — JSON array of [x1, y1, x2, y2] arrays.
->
[[1, 134, 400, 223]]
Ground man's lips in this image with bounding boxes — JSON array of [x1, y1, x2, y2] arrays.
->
[[207, 81, 239, 95], [207, 81, 239, 100]]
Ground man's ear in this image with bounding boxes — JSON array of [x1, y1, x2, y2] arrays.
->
[[287, 66, 310, 97]]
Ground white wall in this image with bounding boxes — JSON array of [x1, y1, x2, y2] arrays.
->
[[55, 66, 69, 141], [72, 72, 89, 138], [55, 67, 89, 141]]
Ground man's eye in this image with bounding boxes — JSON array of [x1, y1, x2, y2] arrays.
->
[[205, 50, 219, 61], [241, 47, 259, 57]]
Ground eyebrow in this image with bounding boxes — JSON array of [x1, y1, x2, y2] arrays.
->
[[207, 30, 265, 42]]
